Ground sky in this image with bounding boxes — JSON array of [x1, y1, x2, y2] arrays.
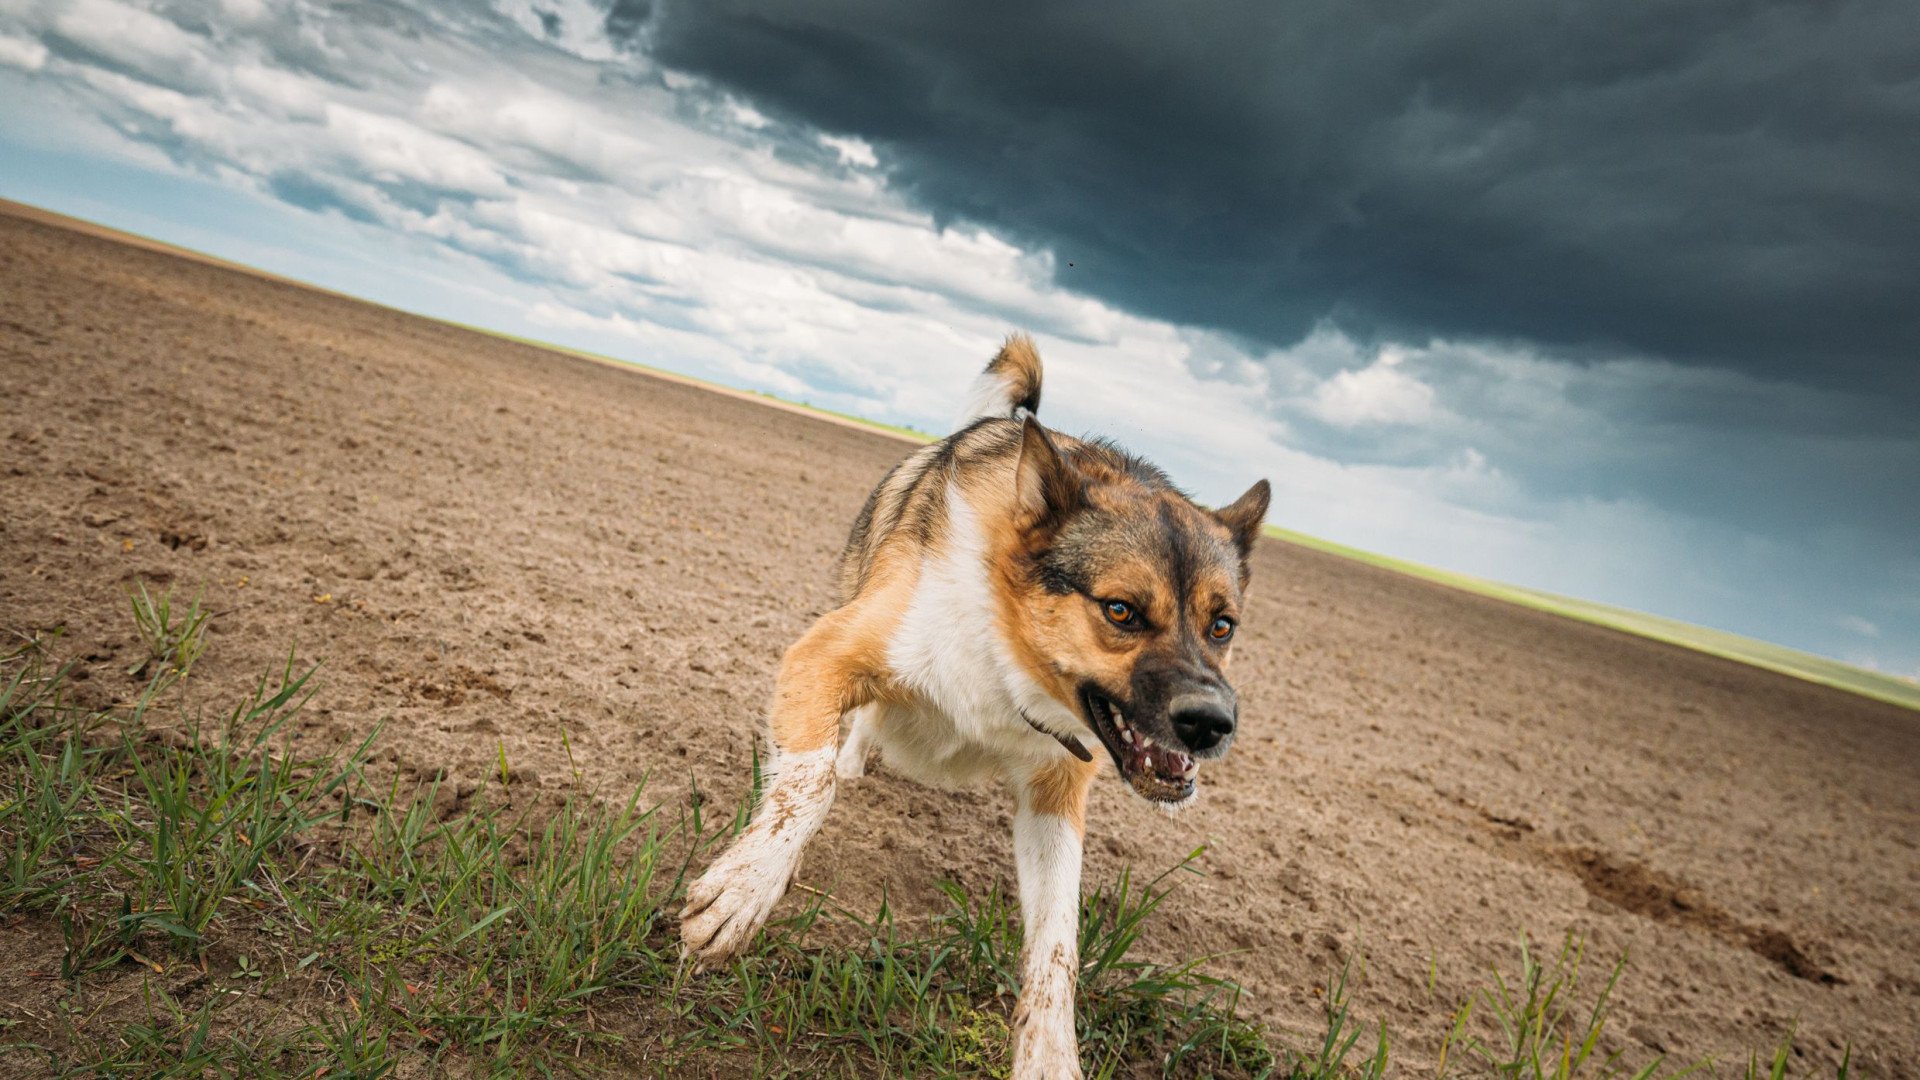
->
[[1, 0, 1915, 677]]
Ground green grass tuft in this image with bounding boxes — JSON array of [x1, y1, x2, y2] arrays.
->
[[124, 582, 211, 685]]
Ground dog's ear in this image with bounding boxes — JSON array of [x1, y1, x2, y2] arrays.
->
[[1214, 479, 1271, 557], [1014, 418, 1081, 527]]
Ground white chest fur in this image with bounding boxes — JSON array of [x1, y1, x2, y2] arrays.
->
[[863, 482, 1082, 788]]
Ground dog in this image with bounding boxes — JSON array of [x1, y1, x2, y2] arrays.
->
[[679, 334, 1269, 1078]]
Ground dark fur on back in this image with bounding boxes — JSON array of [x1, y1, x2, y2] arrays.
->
[[837, 420, 1205, 605], [836, 419, 1018, 602]]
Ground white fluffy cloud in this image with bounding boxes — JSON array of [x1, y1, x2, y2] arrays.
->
[[1308, 349, 1439, 428], [0, 31, 49, 70]]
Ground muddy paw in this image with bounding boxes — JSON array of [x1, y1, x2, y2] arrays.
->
[[1011, 1019, 1082, 1080], [678, 845, 792, 964], [1010, 1044, 1082, 1080]]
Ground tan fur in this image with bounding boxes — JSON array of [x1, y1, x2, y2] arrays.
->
[[1025, 757, 1098, 834], [976, 437, 1247, 716], [769, 568, 916, 752], [987, 332, 1044, 413]]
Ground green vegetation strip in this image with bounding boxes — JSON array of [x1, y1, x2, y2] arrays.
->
[[1266, 526, 1920, 714], [0, 587, 1858, 1077]]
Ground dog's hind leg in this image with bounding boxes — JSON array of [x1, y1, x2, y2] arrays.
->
[[1009, 755, 1098, 1080], [834, 703, 879, 780], [680, 607, 885, 964]]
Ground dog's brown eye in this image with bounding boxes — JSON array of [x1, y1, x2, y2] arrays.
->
[[1209, 616, 1236, 642], [1103, 600, 1135, 626]]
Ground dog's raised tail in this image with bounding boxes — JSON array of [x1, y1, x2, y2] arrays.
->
[[955, 333, 1043, 431]]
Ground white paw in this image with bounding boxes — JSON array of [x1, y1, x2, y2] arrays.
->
[[1011, 1015, 1082, 1080], [1011, 1042, 1082, 1080], [678, 841, 792, 964]]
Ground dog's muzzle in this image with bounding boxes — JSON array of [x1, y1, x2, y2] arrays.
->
[[1167, 690, 1235, 757]]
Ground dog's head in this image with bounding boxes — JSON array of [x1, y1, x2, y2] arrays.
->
[[1001, 420, 1270, 807]]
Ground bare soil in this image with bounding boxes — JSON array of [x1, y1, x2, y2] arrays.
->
[[3, 203, 1916, 1074]]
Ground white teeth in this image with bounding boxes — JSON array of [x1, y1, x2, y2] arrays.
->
[[1139, 735, 1154, 748], [1120, 728, 1134, 745]]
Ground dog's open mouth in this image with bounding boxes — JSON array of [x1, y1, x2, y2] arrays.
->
[[1082, 687, 1196, 803]]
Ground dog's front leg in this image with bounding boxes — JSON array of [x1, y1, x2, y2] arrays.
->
[[681, 611, 874, 964], [1010, 757, 1098, 1080]]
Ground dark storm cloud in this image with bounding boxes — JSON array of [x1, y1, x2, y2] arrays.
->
[[604, 0, 652, 42], [1287, 348, 1920, 541], [635, 0, 1920, 395]]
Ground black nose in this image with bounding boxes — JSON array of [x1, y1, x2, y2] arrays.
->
[[1170, 698, 1235, 753]]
